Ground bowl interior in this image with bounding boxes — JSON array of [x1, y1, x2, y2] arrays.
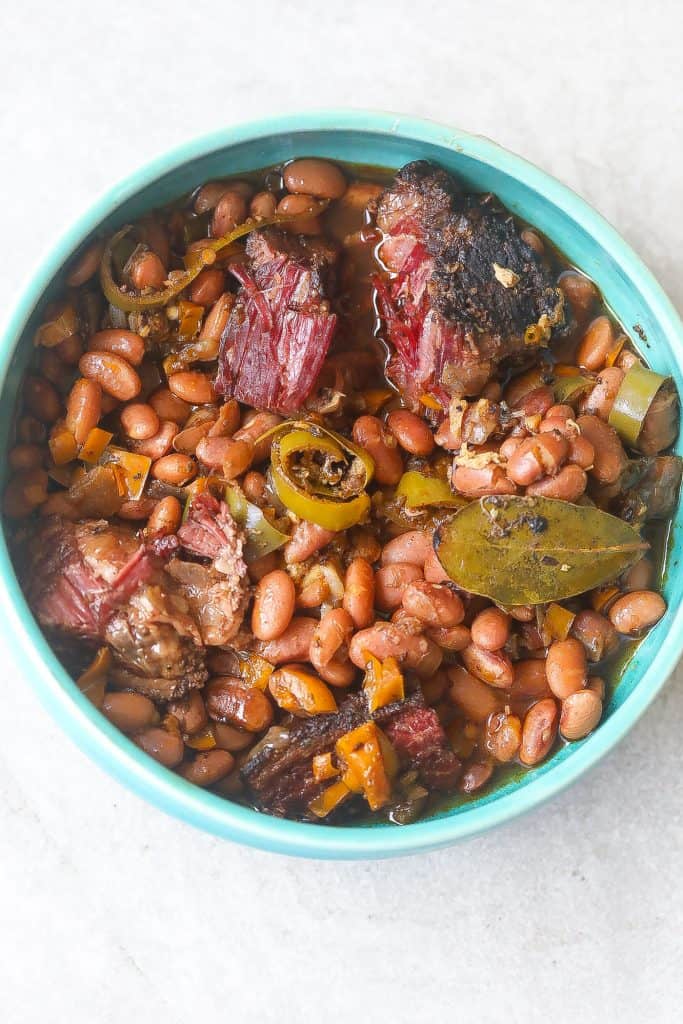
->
[[1, 115, 682, 858]]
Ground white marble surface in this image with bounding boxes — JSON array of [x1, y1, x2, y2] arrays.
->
[[1, 2, 682, 1021]]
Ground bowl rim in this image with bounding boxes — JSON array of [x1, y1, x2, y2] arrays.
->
[[1, 109, 682, 860]]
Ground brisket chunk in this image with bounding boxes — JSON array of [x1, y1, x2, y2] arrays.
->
[[374, 161, 566, 408]]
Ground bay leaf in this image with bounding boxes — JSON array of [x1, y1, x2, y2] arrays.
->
[[434, 495, 648, 605]]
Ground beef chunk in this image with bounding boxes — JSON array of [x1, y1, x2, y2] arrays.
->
[[241, 688, 460, 819], [374, 161, 566, 408], [215, 229, 339, 415]]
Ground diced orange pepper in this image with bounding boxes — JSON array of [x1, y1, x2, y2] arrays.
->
[[605, 335, 627, 367], [363, 388, 395, 414], [362, 653, 405, 713], [335, 721, 397, 811], [100, 446, 152, 500], [236, 652, 274, 691], [80, 427, 114, 463], [553, 363, 582, 377], [185, 725, 217, 751], [308, 780, 351, 818], [49, 427, 78, 466], [268, 666, 338, 717], [178, 300, 204, 342], [419, 392, 442, 411], [543, 602, 576, 643], [312, 752, 340, 783], [591, 586, 621, 614]]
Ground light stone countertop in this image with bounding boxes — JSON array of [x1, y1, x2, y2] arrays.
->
[[1, 2, 681, 1021]]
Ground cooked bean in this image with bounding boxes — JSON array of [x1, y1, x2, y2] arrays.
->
[[638, 383, 679, 455], [252, 570, 296, 641], [576, 415, 627, 485], [484, 711, 522, 762], [558, 271, 598, 324], [461, 644, 514, 689], [130, 249, 166, 290], [259, 617, 318, 664], [101, 691, 158, 734], [381, 530, 432, 568], [608, 590, 666, 635], [250, 191, 277, 218], [509, 604, 536, 622], [189, 267, 225, 306], [277, 194, 322, 234], [120, 402, 160, 440], [23, 375, 61, 423], [622, 557, 653, 592], [546, 638, 587, 699], [151, 453, 197, 486], [130, 419, 178, 460], [526, 464, 587, 501], [567, 434, 595, 469], [470, 607, 510, 651], [167, 690, 207, 735], [118, 498, 158, 520], [53, 333, 83, 366], [234, 410, 283, 462], [79, 351, 141, 402], [448, 665, 502, 722], [242, 471, 268, 506], [149, 387, 191, 425], [208, 398, 240, 438], [587, 676, 606, 700], [427, 624, 471, 651], [352, 415, 403, 485], [269, 664, 338, 716], [339, 181, 384, 209], [350, 620, 442, 676], [172, 413, 217, 454], [134, 726, 185, 767], [423, 547, 451, 583], [8, 443, 43, 471], [507, 432, 569, 486], [247, 551, 279, 583], [310, 608, 354, 666], [500, 435, 524, 460], [212, 722, 254, 752], [199, 291, 234, 345], [560, 690, 602, 740], [375, 563, 424, 611], [386, 410, 434, 456], [284, 520, 336, 563], [205, 676, 273, 732], [17, 416, 46, 444], [512, 385, 555, 417], [66, 240, 104, 287], [63, 378, 100, 447], [570, 609, 618, 662], [181, 749, 235, 787], [580, 368, 624, 421], [459, 761, 494, 794], [510, 659, 550, 699], [40, 349, 71, 391], [402, 580, 464, 628], [576, 315, 615, 371], [421, 671, 450, 706], [520, 698, 559, 766], [167, 370, 216, 405], [147, 495, 182, 537], [88, 329, 145, 366], [453, 463, 518, 497], [343, 557, 375, 629], [196, 435, 253, 478], [284, 159, 347, 200], [3, 468, 49, 517], [194, 182, 232, 214], [211, 190, 248, 237]]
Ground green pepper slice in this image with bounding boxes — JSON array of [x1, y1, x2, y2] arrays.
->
[[225, 484, 290, 562], [609, 364, 669, 447], [395, 470, 465, 510]]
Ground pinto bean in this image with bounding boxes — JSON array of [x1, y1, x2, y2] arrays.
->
[[212, 722, 254, 752], [375, 563, 424, 611], [234, 410, 283, 462], [526, 464, 587, 501], [448, 665, 502, 723], [512, 385, 555, 417], [147, 495, 182, 537], [576, 415, 627, 485], [558, 271, 598, 324], [500, 435, 524, 460], [350, 621, 442, 676], [459, 760, 494, 794], [608, 591, 666, 635], [54, 333, 84, 365], [570, 609, 618, 662], [8, 443, 43, 471], [484, 711, 522, 762], [352, 415, 403, 485], [118, 497, 158, 520], [40, 349, 72, 391], [343, 557, 375, 629], [276, 194, 322, 234], [580, 367, 625, 420], [252, 570, 296, 641], [129, 250, 166, 290], [242, 471, 268, 506], [65, 377, 101, 446], [567, 434, 595, 469], [194, 182, 233, 213], [120, 402, 160, 440], [284, 520, 336, 564], [3, 468, 49, 517], [149, 387, 191, 425], [546, 638, 587, 699], [470, 607, 510, 651], [88, 330, 146, 367], [461, 644, 514, 689], [23, 375, 61, 423], [510, 659, 550, 699], [101, 691, 158, 733], [65, 240, 104, 287], [426, 624, 471, 651], [211, 190, 248, 237], [181, 749, 235, 787], [507, 432, 569, 486], [401, 580, 464, 628], [381, 530, 432, 568], [453, 464, 518, 497], [284, 159, 347, 199], [134, 726, 185, 767], [167, 371, 216, 405], [189, 267, 225, 306], [199, 291, 234, 345], [309, 609, 356, 687], [576, 315, 615, 371], [79, 351, 140, 402], [172, 413, 217, 454], [247, 551, 279, 583], [386, 410, 435, 456], [560, 690, 602, 740], [622, 557, 654, 592], [424, 547, 451, 583], [250, 191, 278, 218], [167, 690, 208, 735], [130, 420, 178, 460], [151, 453, 197, 486], [520, 698, 559, 766], [259, 617, 318, 664], [208, 399, 240, 438], [205, 676, 274, 732], [587, 676, 606, 700], [196, 435, 253, 478]]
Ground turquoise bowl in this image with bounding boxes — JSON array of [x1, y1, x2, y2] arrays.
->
[[1, 111, 681, 859]]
